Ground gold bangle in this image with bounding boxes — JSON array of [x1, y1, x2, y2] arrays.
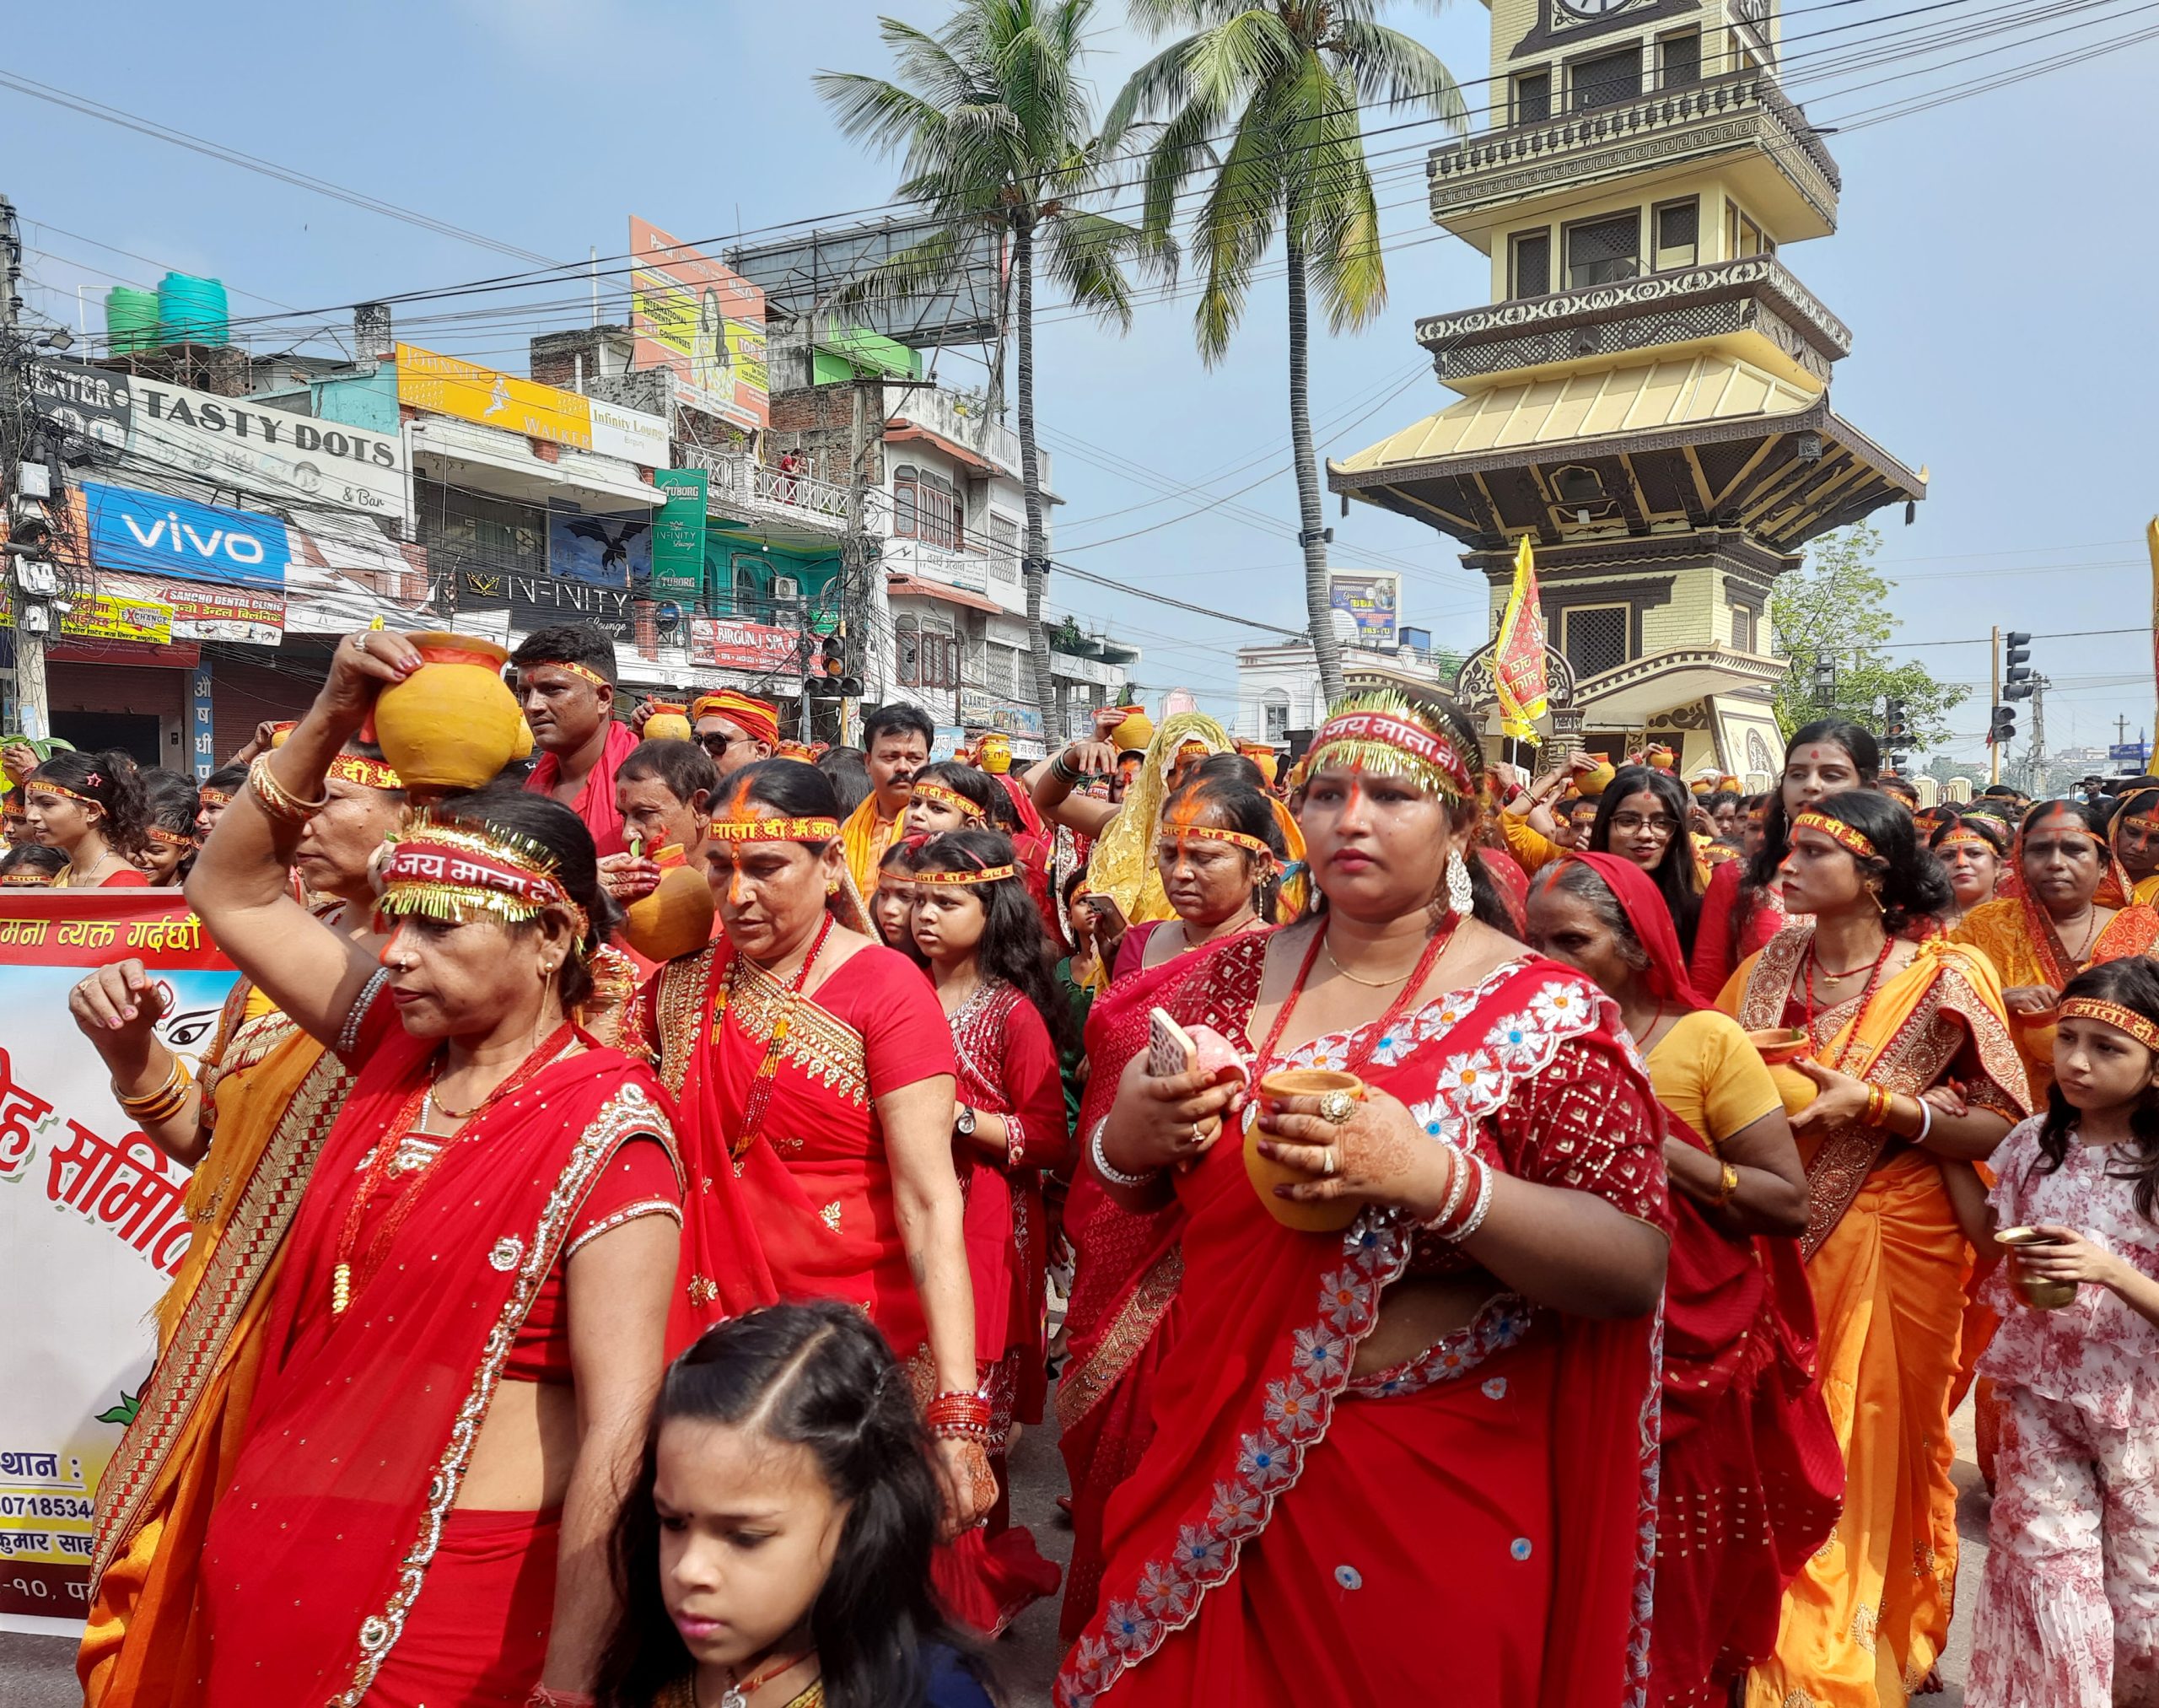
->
[[247, 754, 329, 825], [1710, 1161, 1741, 1206], [116, 1057, 192, 1120]]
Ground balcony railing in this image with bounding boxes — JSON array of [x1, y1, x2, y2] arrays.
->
[[1429, 70, 1839, 224], [677, 446, 859, 531]]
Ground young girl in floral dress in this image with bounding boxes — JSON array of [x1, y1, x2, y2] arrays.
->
[[1968, 956, 2159, 1708]]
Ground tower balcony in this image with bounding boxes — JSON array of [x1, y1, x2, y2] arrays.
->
[[1415, 254, 1851, 392], [1428, 69, 1840, 247]]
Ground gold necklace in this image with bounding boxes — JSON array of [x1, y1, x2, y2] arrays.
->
[[1321, 928, 1421, 989]]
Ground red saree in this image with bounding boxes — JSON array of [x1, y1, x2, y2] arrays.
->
[[1057, 941, 1671, 1708], [942, 979, 1067, 1634], [643, 940, 953, 1356], [194, 1027, 680, 1705], [1055, 929, 1268, 1641]]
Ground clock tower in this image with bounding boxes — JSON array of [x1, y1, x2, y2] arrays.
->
[[1329, 0, 1923, 783]]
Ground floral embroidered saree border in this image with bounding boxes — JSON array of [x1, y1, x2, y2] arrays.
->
[[86, 1043, 352, 1588], [1055, 962, 1629, 1708], [653, 944, 870, 1110]]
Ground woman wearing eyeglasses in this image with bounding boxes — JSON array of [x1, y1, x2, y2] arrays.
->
[[1587, 763, 1703, 956]]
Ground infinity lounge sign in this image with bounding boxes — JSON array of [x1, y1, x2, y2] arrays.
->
[[80, 484, 292, 591]]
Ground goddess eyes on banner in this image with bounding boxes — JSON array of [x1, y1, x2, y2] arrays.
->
[[0, 891, 234, 1633]]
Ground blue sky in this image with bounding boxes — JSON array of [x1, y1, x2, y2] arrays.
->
[[6, 0, 2156, 760]]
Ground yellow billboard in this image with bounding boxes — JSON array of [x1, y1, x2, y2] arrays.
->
[[394, 343, 593, 451]]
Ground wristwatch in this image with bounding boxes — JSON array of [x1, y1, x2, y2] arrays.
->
[[956, 1104, 978, 1138]]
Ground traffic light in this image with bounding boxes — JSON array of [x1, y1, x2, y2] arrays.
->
[[2002, 631, 2034, 701], [808, 631, 861, 699], [1988, 704, 2017, 747], [1882, 697, 1910, 768]]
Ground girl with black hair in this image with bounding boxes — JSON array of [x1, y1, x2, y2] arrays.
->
[[181, 626, 690, 1705], [909, 827, 1071, 1635], [1966, 957, 2159, 1707], [1718, 787, 2030, 1704], [903, 761, 999, 836], [594, 1300, 994, 1708], [1692, 719, 1880, 994], [1953, 798, 2159, 1102], [1587, 763, 1702, 955], [131, 770, 201, 886], [870, 837, 921, 952], [23, 747, 150, 887], [1930, 810, 2010, 924]]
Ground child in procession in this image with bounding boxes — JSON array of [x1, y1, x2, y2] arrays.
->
[[1966, 957, 2159, 1708]]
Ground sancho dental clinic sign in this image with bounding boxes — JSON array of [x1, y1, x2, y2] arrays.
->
[[81, 484, 291, 591], [126, 376, 412, 529]]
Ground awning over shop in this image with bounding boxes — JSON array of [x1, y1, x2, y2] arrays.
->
[[411, 419, 662, 511], [884, 420, 996, 474], [886, 573, 1001, 614]]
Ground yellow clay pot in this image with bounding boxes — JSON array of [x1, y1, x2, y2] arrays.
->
[[643, 701, 692, 743], [1243, 1069, 1363, 1233], [1748, 1028, 1817, 1117], [372, 633, 523, 792], [1110, 707, 1153, 753], [620, 844, 716, 963], [1577, 761, 1617, 797]]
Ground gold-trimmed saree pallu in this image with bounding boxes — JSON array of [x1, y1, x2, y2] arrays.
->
[[1722, 929, 2028, 1708], [78, 995, 353, 1708]]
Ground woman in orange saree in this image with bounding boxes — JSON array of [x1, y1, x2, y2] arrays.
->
[[1951, 797, 2159, 1103], [69, 748, 404, 1708], [1058, 692, 1672, 1708], [1057, 773, 1283, 1642], [1718, 790, 2029, 1707]]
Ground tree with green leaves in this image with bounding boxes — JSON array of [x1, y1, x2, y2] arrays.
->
[[1770, 522, 1968, 754], [818, 0, 1155, 728], [1108, 1, 1464, 703]]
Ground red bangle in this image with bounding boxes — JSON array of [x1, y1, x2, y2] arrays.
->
[[925, 1390, 994, 1442]]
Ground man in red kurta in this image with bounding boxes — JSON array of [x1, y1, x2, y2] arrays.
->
[[513, 622, 641, 856]]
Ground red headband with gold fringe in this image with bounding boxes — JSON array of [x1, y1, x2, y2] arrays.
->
[[1791, 810, 1877, 862]]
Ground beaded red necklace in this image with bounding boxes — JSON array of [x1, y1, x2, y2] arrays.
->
[[714, 913, 835, 1161]]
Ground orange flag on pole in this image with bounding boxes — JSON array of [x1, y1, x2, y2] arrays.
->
[[1494, 535, 1550, 742]]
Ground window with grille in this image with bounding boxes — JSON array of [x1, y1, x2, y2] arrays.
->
[[1510, 229, 1552, 299], [892, 464, 963, 548], [907, 619, 958, 689], [987, 512, 1020, 583], [984, 643, 1018, 697], [1731, 602, 1758, 653], [1566, 213, 1640, 288], [1652, 198, 1699, 272], [1515, 69, 1551, 123], [1570, 45, 1642, 111], [1263, 690, 1290, 741], [896, 614, 920, 687], [1560, 605, 1629, 679], [1659, 31, 1701, 88]]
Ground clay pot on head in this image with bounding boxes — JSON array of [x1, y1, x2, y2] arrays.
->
[[371, 633, 523, 792], [1996, 1226, 2078, 1310], [643, 701, 692, 743], [1646, 745, 1677, 770], [267, 721, 298, 750], [1244, 1068, 1365, 1233], [1576, 761, 1618, 797], [1111, 707, 1154, 753], [979, 732, 1012, 774], [510, 719, 535, 762], [1748, 1027, 1818, 1117], [620, 843, 716, 963]]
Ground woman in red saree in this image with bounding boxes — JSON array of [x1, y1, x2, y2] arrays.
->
[[1692, 719, 1880, 996], [1526, 854, 1841, 1705], [184, 628, 689, 1706], [633, 758, 997, 1535], [1058, 692, 1672, 1708], [1058, 773, 1284, 1641], [1717, 789, 2028, 1706], [913, 827, 1078, 1631]]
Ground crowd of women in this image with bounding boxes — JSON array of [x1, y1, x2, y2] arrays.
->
[[25, 621, 2159, 1708]]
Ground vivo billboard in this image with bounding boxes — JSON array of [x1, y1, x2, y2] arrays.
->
[[82, 483, 291, 590]]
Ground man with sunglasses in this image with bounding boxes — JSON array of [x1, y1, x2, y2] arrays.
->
[[689, 689, 779, 779]]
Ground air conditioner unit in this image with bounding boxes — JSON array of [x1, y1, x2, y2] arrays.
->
[[773, 575, 801, 601]]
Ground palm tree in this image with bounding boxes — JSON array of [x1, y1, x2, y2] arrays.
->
[[818, 0, 1155, 729], [1109, 1, 1464, 703]]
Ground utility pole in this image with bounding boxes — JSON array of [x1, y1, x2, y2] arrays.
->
[[837, 377, 874, 746], [2027, 673, 2048, 795], [0, 194, 51, 741]]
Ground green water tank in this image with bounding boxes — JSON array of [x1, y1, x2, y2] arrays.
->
[[104, 287, 161, 354]]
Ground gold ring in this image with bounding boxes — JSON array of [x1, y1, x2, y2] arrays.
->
[[1318, 1089, 1358, 1125]]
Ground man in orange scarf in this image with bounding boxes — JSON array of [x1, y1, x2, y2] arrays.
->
[[689, 688, 778, 779], [841, 703, 933, 896]]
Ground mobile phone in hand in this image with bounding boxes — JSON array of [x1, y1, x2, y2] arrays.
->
[[1146, 1006, 1198, 1080]]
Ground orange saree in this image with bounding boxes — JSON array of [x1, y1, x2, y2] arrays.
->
[[78, 989, 356, 1708], [1720, 929, 2028, 1707]]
